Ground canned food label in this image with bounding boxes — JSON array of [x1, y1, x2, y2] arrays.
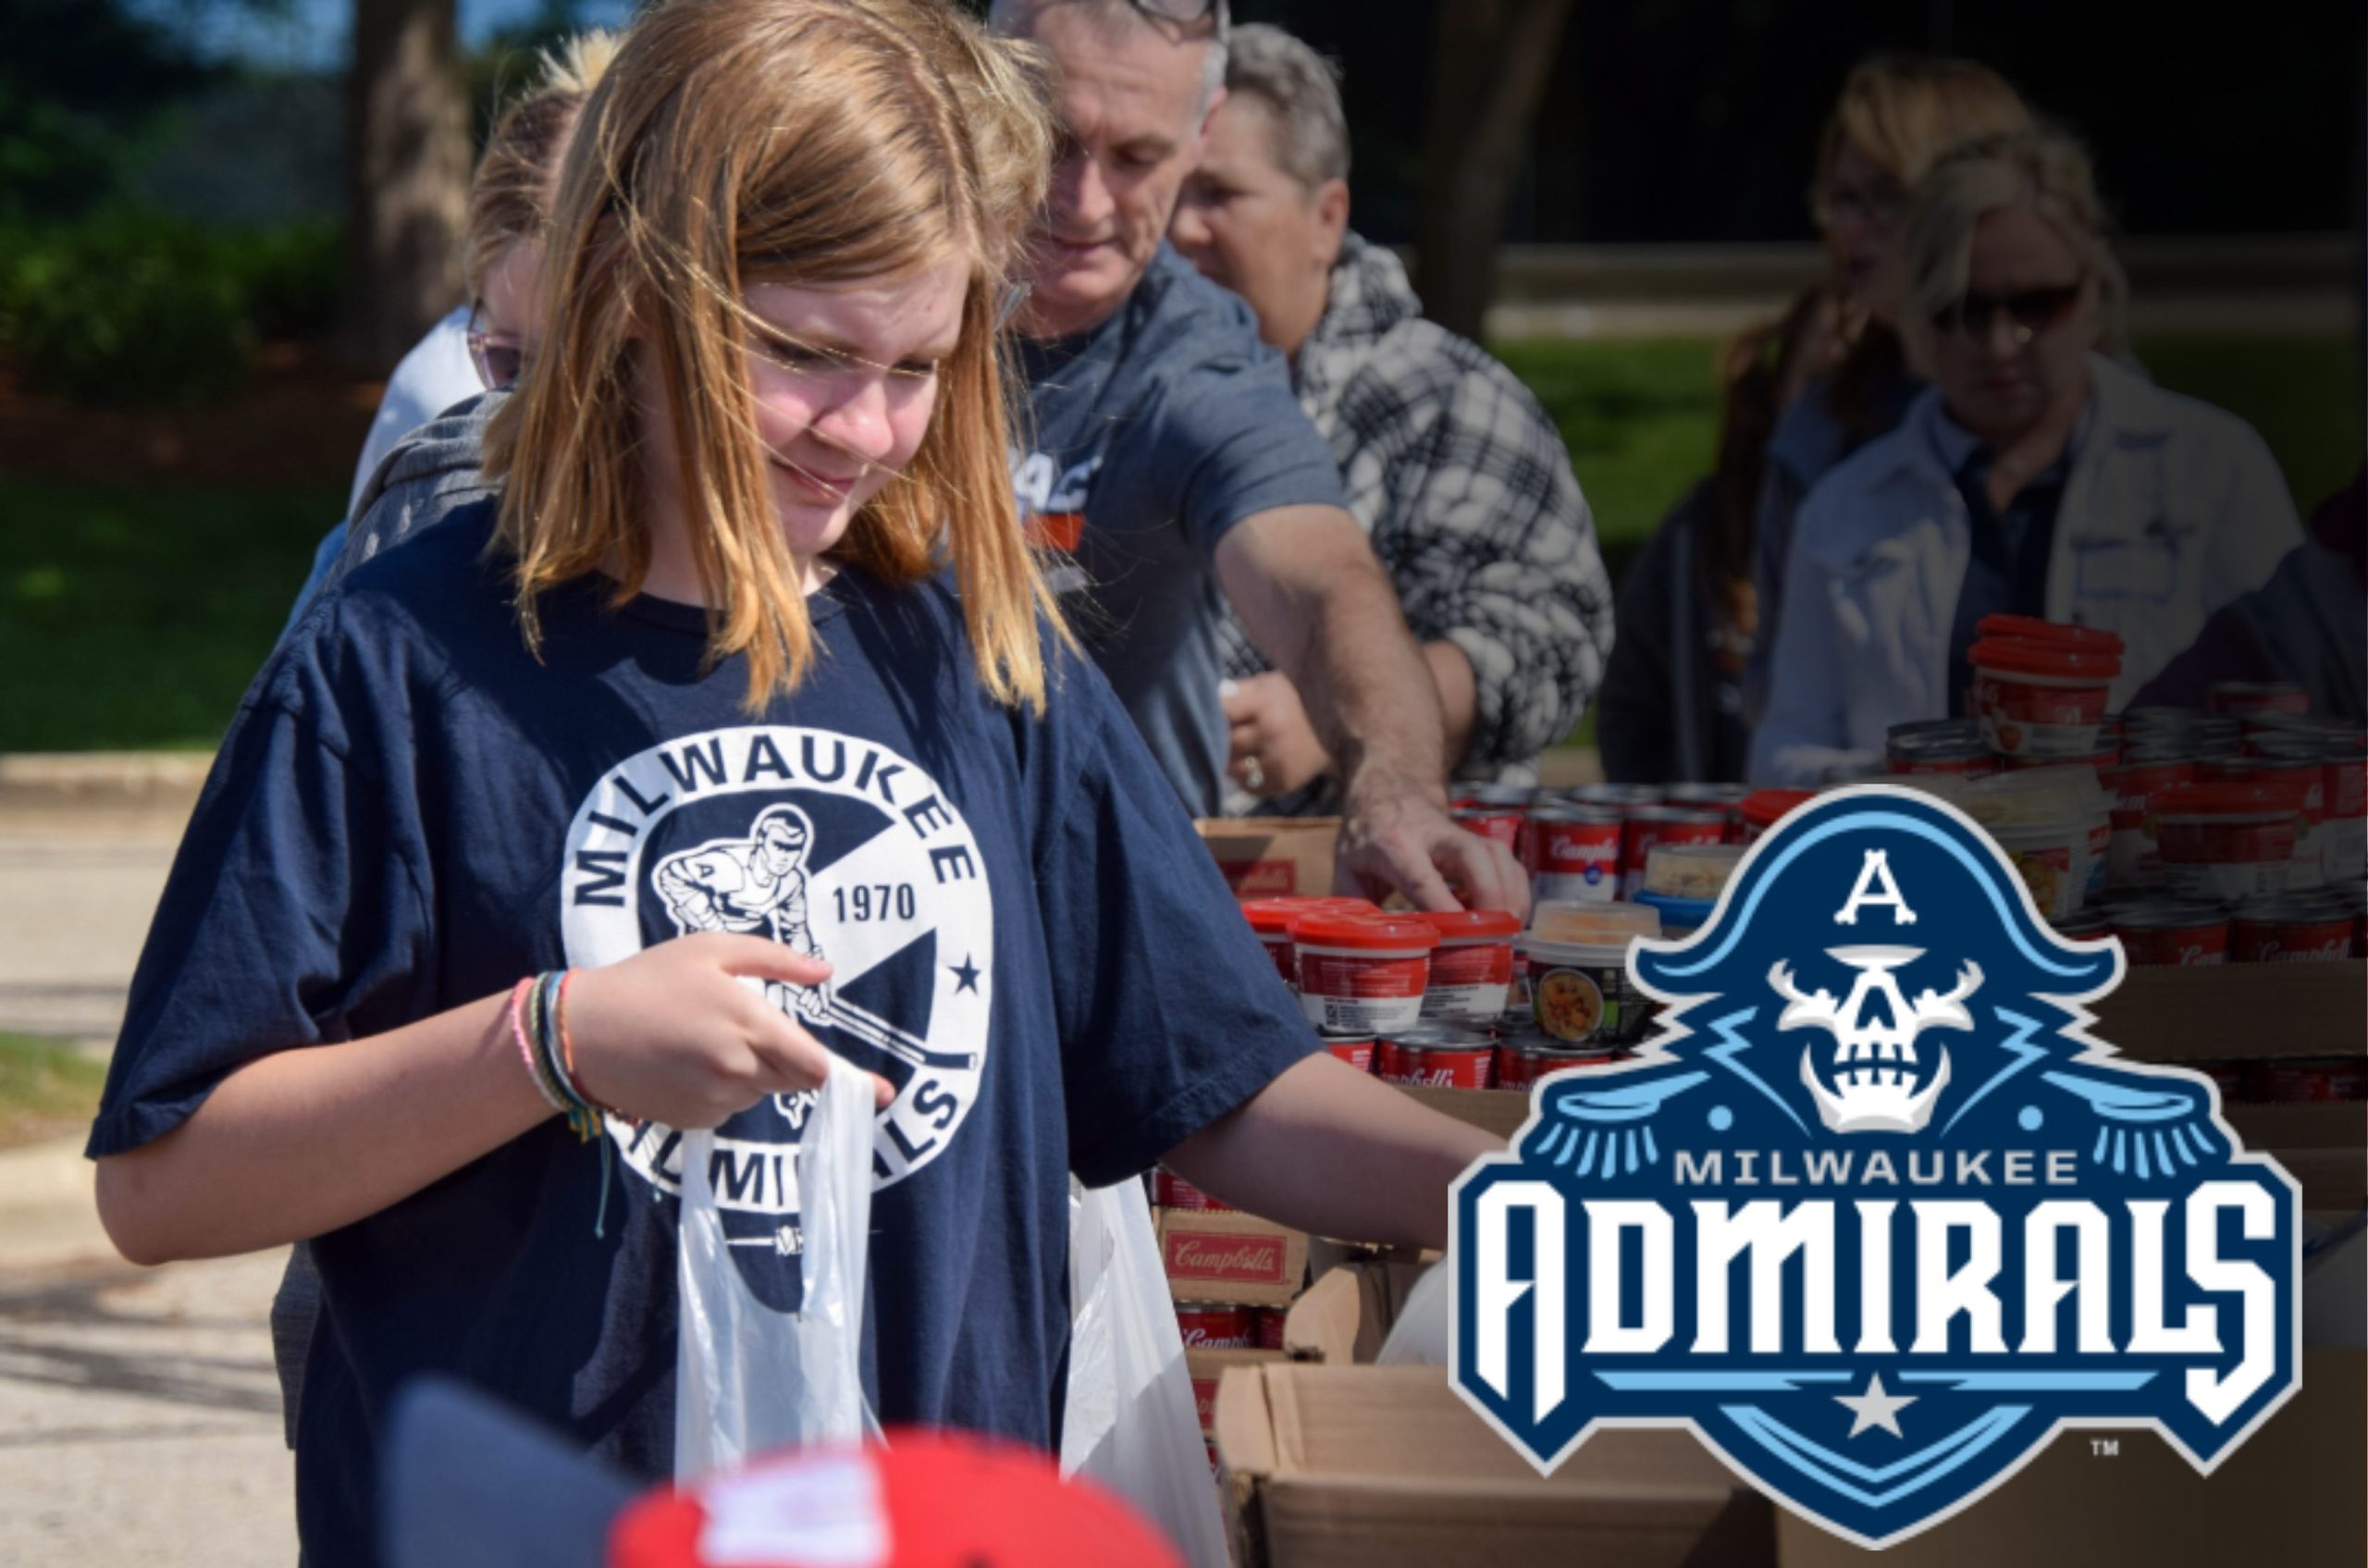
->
[[1376, 1042, 1495, 1090], [1974, 673, 2110, 756], [1163, 1230, 1289, 1288]]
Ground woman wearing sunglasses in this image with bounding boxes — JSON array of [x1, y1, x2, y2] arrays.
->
[[1749, 127, 2302, 786]]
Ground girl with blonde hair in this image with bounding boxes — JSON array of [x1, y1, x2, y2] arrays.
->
[[1750, 127, 2301, 784], [93, 3, 1489, 1557]]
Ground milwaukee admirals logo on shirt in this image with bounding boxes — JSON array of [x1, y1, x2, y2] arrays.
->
[[561, 724, 993, 1309], [1450, 785, 2301, 1549]]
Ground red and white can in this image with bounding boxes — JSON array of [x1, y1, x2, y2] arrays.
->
[[1527, 803, 1623, 904], [2231, 895, 2355, 964], [1294, 914, 1438, 1033], [2207, 681, 2310, 718], [2110, 900, 2232, 967], [1413, 908, 1523, 1022], [1452, 800, 1528, 858], [1257, 1308, 1287, 1351], [2099, 752, 2193, 889], [2152, 782, 2295, 904], [1154, 1168, 1234, 1212], [2248, 1058, 2368, 1103], [1174, 1303, 1258, 1349], [1319, 1032, 1376, 1072], [1620, 806, 1727, 899], [1493, 1029, 1623, 1092], [1375, 1023, 1498, 1090]]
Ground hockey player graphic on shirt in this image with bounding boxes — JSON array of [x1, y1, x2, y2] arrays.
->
[[654, 803, 832, 1023]]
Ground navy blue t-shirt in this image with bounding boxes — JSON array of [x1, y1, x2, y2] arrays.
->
[[87, 502, 1314, 1567], [1015, 243, 1348, 817]]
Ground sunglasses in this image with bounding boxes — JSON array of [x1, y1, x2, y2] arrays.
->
[[465, 304, 526, 390], [1931, 280, 2086, 345]]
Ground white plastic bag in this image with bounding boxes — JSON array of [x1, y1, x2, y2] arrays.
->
[[1060, 1178, 1230, 1568], [1375, 1253, 1451, 1366], [675, 1057, 878, 1480]]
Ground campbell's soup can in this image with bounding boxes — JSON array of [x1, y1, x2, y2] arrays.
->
[[2152, 783, 2294, 904], [2191, 1059, 2251, 1104], [1620, 806, 1727, 899], [2231, 895, 2356, 964], [1154, 1168, 1233, 1212], [1493, 1029, 1623, 1091], [1452, 798, 1529, 863], [1320, 1032, 1376, 1072], [2100, 753, 2193, 889], [1527, 803, 1623, 904], [1174, 1303, 1259, 1349], [2111, 900, 2232, 967], [1257, 1307, 1286, 1351], [1663, 783, 1747, 839], [2248, 1058, 2368, 1103], [2207, 681, 2310, 718], [1375, 1023, 1498, 1090]]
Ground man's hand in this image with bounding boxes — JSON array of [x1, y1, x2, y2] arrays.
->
[[1222, 673, 1333, 798], [1335, 785, 1530, 917]]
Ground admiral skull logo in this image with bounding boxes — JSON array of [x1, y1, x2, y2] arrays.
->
[[1450, 786, 2301, 1549], [561, 725, 994, 1312]]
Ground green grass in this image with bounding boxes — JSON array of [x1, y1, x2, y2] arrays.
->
[[0, 475, 341, 751], [0, 1033, 107, 1151], [0, 333, 2354, 755], [1498, 332, 2364, 593]]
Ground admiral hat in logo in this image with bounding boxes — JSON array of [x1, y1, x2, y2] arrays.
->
[[1450, 785, 2302, 1549]]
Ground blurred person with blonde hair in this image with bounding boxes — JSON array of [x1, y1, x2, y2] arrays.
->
[[1750, 127, 2301, 785], [1743, 54, 2033, 722], [92, 6, 1496, 1560], [286, 29, 623, 626]]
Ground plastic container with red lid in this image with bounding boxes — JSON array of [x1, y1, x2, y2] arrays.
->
[[1241, 896, 1379, 985], [1975, 615, 2127, 656], [1412, 908, 1523, 1023], [1968, 637, 2124, 759], [2152, 782, 2295, 904], [1294, 914, 1439, 1033]]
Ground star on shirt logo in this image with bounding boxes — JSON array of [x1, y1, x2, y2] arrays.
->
[[1834, 1374, 1916, 1438], [948, 955, 980, 994]]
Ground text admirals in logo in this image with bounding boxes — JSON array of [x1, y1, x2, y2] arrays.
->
[[1449, 785, 2301, 1549]]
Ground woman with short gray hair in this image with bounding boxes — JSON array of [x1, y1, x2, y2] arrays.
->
[[1750, 127, 2301, 786]]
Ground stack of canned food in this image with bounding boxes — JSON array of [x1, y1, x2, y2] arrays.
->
[[1881, 615, 2366, 964]]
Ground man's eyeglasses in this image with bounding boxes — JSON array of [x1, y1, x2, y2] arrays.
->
[[465, 304, 526, 390], [1931, 280, 2086, 345]]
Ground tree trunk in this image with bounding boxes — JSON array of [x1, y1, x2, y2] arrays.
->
[[1415, 0, 1574, 341], [341, 0, 470, 372]]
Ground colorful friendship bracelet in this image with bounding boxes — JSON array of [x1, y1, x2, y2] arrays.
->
[[510, 976, 565, 1113]]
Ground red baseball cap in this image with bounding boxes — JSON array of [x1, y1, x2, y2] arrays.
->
[[382, 1379, 1185, 1568]]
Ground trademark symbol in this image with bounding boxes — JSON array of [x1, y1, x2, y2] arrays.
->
[[2090, 1438, 2119, 1458]]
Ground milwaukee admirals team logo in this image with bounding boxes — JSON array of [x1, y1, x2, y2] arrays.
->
[[1451, 786, 2300, 1549], [561, 725, 993, 1311]]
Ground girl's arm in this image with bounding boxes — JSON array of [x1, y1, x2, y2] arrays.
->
[[1160, 1054, 1501, 1252], [95, 934, 874, 1266]]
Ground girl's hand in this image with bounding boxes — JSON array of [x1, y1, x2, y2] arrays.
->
[[564, 933, 894, 1129]]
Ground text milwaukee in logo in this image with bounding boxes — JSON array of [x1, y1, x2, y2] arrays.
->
[[1450, 786, 2301, 1549], [1167, 1234, 1289, 1285]]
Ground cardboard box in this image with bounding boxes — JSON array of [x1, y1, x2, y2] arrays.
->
[[2091, 959, 2363, 1061], [1195, 817, 1339, 900], [1774, 1352, 2366, 1568], [1215, 1364, 1776, 1568], [1160, 1208, 1309, 1308], [1393, 1082, 1533, 1141], [1188, 1347, 1288, 1437], [1281, 1253, 1434, 1364]]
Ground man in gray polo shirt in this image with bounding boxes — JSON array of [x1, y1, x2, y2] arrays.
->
[[993, 0, 1518, 912]]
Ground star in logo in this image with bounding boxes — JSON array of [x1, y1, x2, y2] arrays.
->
[[948, 954, 980, 994], [1834, 1373, 1916, 1438]]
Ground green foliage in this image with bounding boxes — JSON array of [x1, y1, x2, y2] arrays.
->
[[0, 214, 341, 406], [0, 1032, 108, 1150]]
